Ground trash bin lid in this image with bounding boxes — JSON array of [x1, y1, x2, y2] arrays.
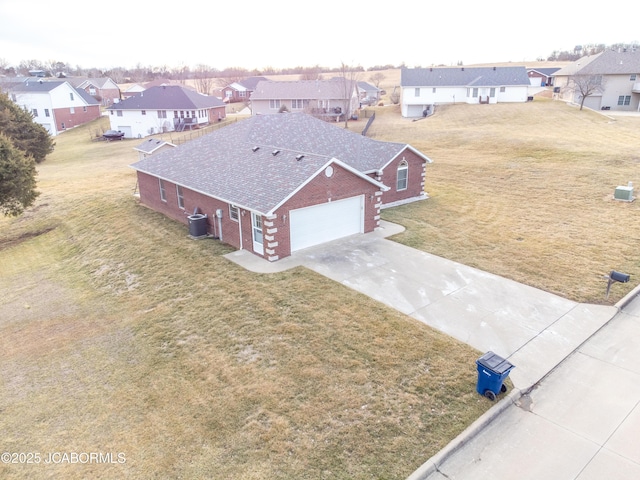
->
[[476, 351, 514, 374]]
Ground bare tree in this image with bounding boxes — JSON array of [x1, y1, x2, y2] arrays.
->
[[569, 75, 605, 110], [337, 62, 361, 128], [299, 65, 324, 81], [369, 72, 385, 88], [193, 64, 216, 95]]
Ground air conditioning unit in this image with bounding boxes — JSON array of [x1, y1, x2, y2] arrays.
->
[[614, 185, 635, 202]]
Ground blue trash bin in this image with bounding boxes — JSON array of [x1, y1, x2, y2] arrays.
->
[[476, 351, 515, 401]]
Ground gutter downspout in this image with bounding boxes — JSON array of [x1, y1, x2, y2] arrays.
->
[[238, 210, 243, 250]]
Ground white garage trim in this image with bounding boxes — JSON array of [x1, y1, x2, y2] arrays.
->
[[290, 196, 364, 252]]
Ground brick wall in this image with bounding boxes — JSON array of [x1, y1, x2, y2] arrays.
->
[[376, 147, 426, 205], [137, 172, 243, 249], [268, 163, 382, 260], [53, 105, 101, 131], [136, 163, 384, 262]]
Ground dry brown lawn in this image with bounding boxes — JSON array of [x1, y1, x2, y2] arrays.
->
[[0, 118, 490, 479], [2, 94, 637, 479], [368, 99, 640, 303]]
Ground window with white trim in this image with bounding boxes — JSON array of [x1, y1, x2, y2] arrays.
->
[[159, 179, 167, 202], [176, 185, 185, 209], [397, 160, 408, 191], [32, 109, 38, 117], [269, 99, 281, 109], [631, 74, 637, 81], [618, 95, 631, 106], [415, 88, 420, 97], [229, 205, 239, 222]]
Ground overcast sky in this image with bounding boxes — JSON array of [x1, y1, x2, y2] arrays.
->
[[1, 0, 638, 71]]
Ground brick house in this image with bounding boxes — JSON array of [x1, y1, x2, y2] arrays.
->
[[222, 76, 269, 103], [68, 77, 121, 106], [130, 113, 432, 261]]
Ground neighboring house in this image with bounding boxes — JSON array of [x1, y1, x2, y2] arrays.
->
[[400, 66, 531, 117], [250, 79, 360, 120], [2, 78, 101, 136], [122, 83, 145, 99], [357, 81, 381, 104], [526, 68, 560, 87], [121, 79, 190, 100], [106, 85, 226, 138], [133, 138, 176, 160], [68, 77, 121, 106], [222, 76, 269, 103], [129, 113, 432, 262], [553, 48, 640, 111]]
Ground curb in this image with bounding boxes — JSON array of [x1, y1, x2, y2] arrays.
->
[[406, 388, 522, 480]]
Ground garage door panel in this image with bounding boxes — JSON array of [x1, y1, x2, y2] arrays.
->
[[290, 196, 363, 252]]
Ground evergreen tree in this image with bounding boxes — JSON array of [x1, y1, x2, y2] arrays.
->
[[0, 92, 54, 164], [0, 134, 39, 216]]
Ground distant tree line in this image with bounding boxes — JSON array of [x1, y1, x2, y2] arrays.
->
[[0, 58, 400, 85], [546, 42, 639, 61]]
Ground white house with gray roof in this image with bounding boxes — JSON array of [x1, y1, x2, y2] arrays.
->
[[106, 85, 226, 138], [553, 48, 640, 111], [400, 66, 530, 117], [250, 80, 359, 120], [2, 78, 101, 136]]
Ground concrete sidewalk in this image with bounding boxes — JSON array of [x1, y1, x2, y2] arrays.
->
[[415, 292, 640, 480], [225, 220, 626, 479]]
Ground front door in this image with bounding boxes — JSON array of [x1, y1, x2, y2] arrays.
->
[[251, 212, 264, 255]]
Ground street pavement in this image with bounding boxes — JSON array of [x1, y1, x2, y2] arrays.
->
[[224, 220, 636, 479]]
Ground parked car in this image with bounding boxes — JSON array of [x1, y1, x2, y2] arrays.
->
[[103, 130, 125, 140]]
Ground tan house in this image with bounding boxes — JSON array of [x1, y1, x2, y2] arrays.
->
[[553, 48, 640, 111], [250, 79, 360, 121]]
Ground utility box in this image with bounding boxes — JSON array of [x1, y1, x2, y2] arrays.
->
[[188, 213, 208, 238], [614, 185, 635, 202]]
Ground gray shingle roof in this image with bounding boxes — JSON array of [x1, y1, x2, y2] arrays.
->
[[134, 138, 176, 154], [251, 80, 355, 100], [401, 66, 530, 87], [3, 79, 99, 105], [554, 49, 640, 76], [130, 113, 424, 214], [107, 85, 225, 110]]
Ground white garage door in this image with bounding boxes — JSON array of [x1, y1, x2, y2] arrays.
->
[[117, 126, 133, 138], [290, 196, 364, 252]]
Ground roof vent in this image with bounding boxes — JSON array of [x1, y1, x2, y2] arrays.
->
[[272, 149, 280, 156], [252, 146, 260, 152], [295, 154, 304, 161]]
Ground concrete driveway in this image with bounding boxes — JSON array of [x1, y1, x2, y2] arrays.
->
[[225, 220, 631, 479], [225, 221, 616, 391]]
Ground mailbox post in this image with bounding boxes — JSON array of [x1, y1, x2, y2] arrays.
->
[[606, 270, 630, 298]]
